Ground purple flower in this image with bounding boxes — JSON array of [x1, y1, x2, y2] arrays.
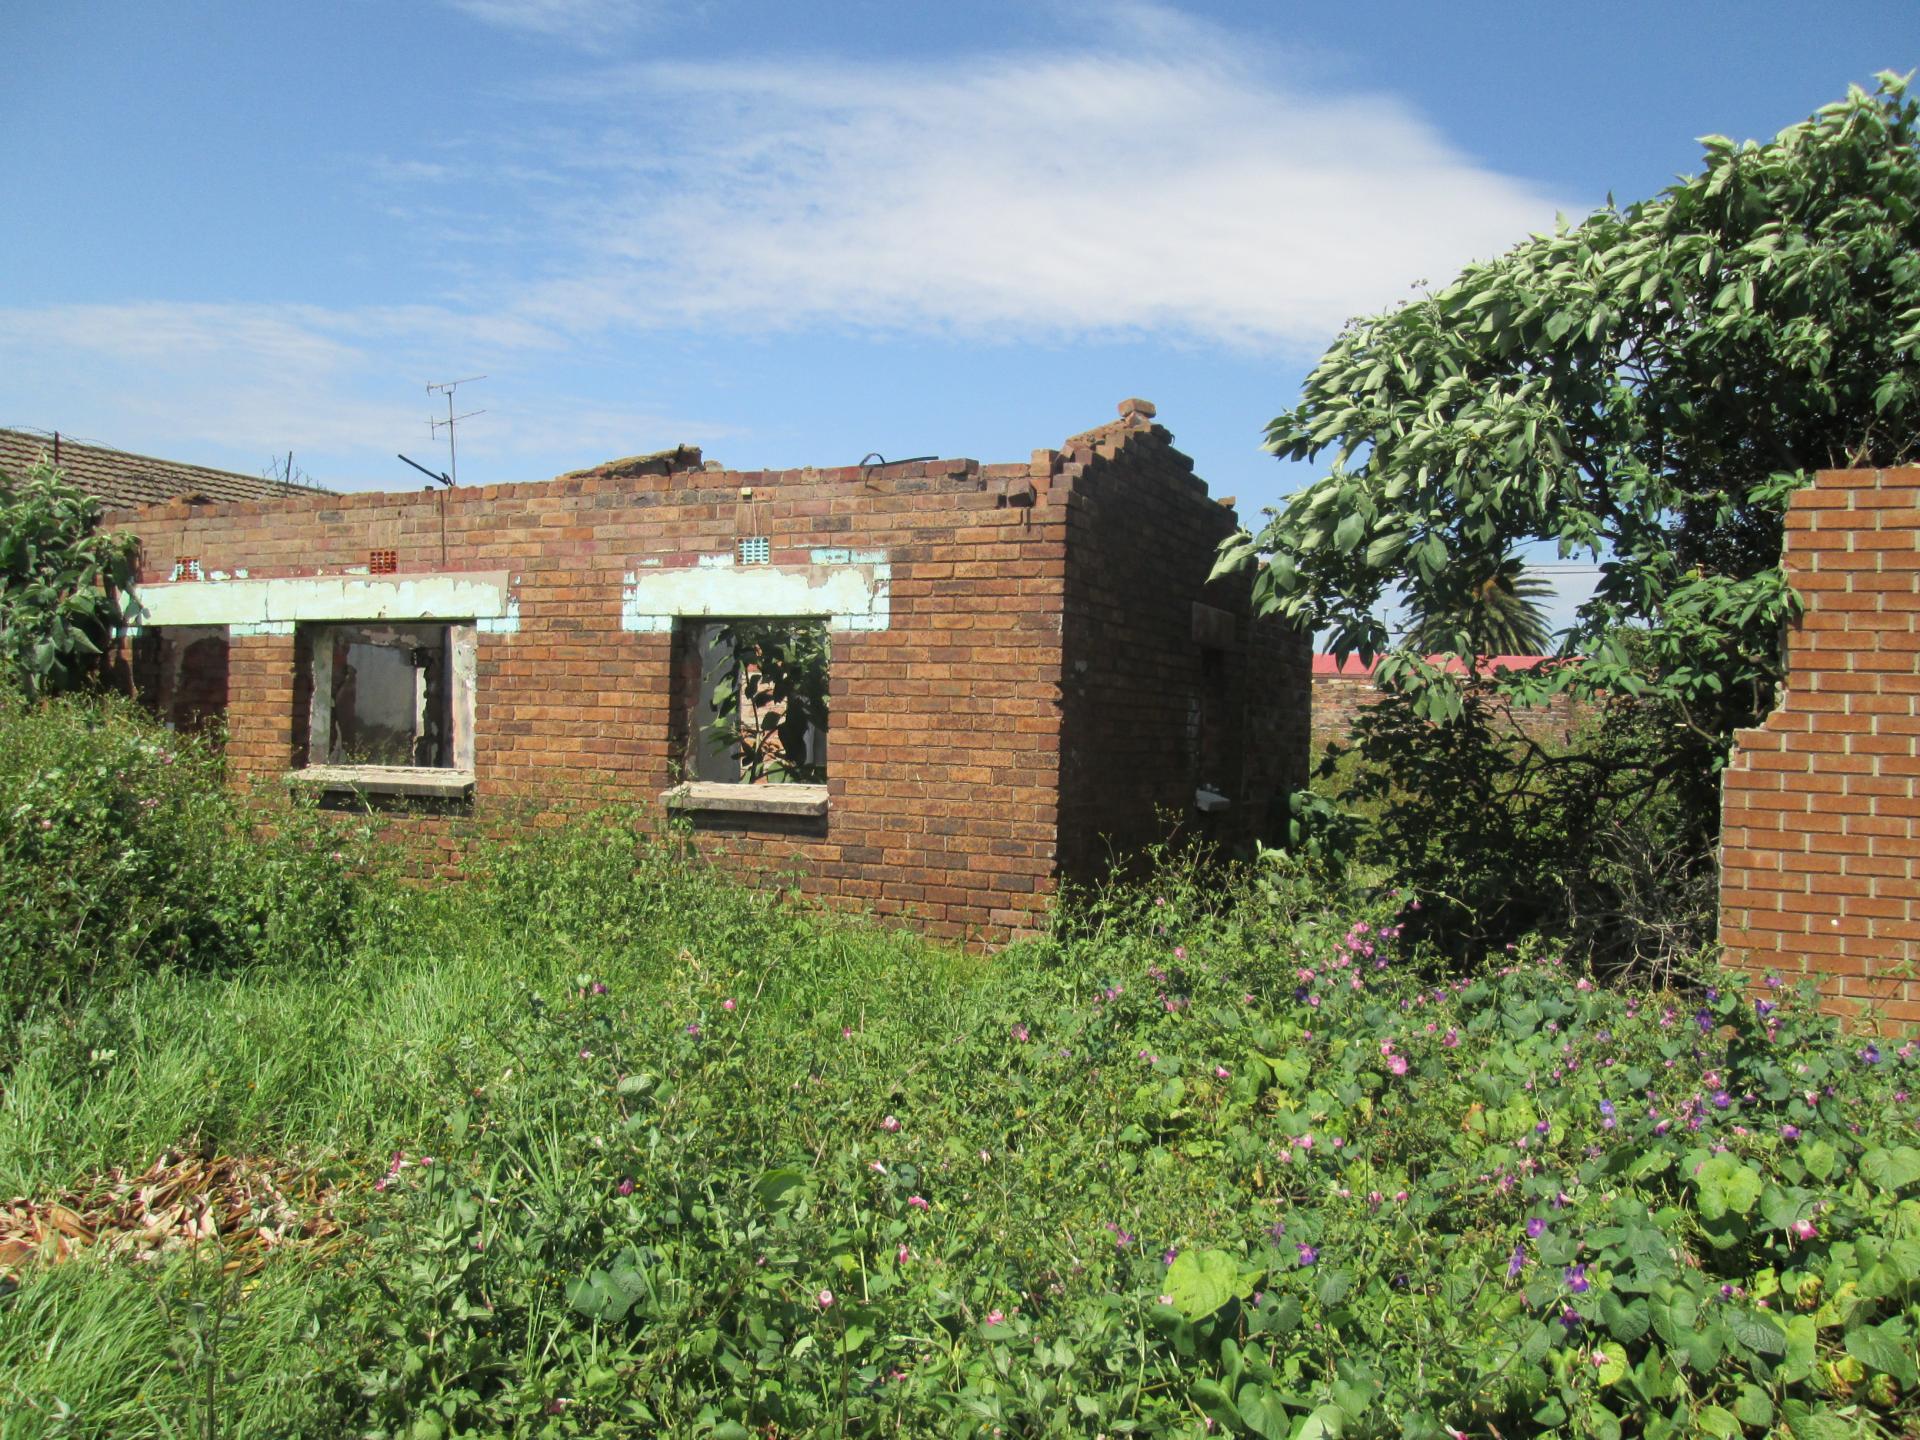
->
[[1266, 1220, 1287, 1241], [1525, 1217, 1547, 1239], [1558, 1306, 1582, 1331], [685, 1022, 701, 1038], [1780, 1124, 1801, 1141], [1564, 1264, 1589, 1294], [617, 1176, 635, 1197], [1295, 1243, 1318, 1267], [1695, 1010, 1714, 1034], [1162, 1247, 1179, 1264], [1711, 1090, 1731, 1110], [1860, 1044, 1882, 1066], [1508, 1243, 1528, 1278]]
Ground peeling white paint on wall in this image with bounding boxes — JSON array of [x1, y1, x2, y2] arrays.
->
[[621, 555, 891, 633], [126, 572, 518, 631]]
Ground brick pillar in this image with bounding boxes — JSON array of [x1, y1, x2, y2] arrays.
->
[[226, 631, 305, 795]]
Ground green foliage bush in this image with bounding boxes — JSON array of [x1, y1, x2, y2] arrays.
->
[[0, 696, 371, 1014], [1316, 680, 1721, 974], [0, 460, 139, 699], [3, 799, 1915, 1438]]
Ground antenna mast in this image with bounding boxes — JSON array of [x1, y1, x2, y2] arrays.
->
[[426, 375, 485, 487]]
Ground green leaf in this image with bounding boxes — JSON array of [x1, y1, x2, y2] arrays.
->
[[1188, 1379, 1240, 1432], [1332, 511, 1366, 553], [1844, 1319, 1919, 1385], [1733, 1385, 1774, 1428], [1600, 1290, 1649, 1342], [1163, 1248, 1256, 1320], [1692, 1154, 1763, 1220], [1781, 1314, 1817, 1385], [1860, 1146, 1920, 1193], [1316, 1268, 1353, 1308], [1693, 1405, 1739, 1439], [1235, 1384, 1292, 1440], [1800, 1139, 1837, 1182], [1725, 1306, 1786, 1356], [1295, 1403, 1347, 1440], [1593, 1342, 1628, 1387]]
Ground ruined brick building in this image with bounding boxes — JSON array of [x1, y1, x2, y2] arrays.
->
[[105, 401, 1310, 941]]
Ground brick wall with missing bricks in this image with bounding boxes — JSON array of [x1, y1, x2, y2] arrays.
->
[[108, 402, 1308, 942], [1720, 464, 1920, 1025]]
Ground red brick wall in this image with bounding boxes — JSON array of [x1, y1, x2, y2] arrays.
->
[[1720, 464, 1920, 1025], [1057, 414, 1308, 876]]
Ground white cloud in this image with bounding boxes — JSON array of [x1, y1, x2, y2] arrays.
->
[[0, 302, 710, 488], [499, 7, 1571, 352], [12, 5, 1577, 484]]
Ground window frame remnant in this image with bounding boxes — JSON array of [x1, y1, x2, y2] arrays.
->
[[295, 620, 477, 799], [663, 615, 831, 819]]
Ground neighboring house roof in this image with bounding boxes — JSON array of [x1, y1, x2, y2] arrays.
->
[[1313, 652, 1556, 679], [0, 429, 334, 510]]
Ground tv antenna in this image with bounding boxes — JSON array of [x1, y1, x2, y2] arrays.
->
[[426, 375, 485, 487]]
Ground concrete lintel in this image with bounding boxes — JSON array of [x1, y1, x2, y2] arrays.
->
[[622, 558, 890, 633], [128, 571, 515, 628], [662, 781, 829, 818]]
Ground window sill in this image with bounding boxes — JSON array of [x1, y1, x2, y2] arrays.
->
[[662, 781, 829, 818], [289, 765, 476, 800]]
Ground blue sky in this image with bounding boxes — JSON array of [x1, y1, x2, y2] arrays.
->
[[2, 1, 1913, 625]]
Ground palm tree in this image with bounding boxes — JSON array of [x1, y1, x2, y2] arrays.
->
[[1405, 554, 1553, 656]]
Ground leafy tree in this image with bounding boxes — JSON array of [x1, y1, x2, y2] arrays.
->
[[1225, 75, 1920, 962], [1404, 553, 1553, 656], [0, 460, 140, 699], [1222, 73, 1920, 742]]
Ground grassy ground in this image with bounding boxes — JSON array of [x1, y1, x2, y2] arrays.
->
[[1, 705, 1916, 1439]]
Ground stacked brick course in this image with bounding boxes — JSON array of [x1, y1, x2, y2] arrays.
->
[[1720, 465, 1920, 1024], [111, 403, 1307, 942]]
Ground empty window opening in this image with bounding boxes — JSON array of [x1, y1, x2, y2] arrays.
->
[[302, 622, 475, 772], [138, 626, 229, 733], [682, 618, 828, 784]]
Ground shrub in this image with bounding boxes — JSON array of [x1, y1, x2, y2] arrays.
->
[[0, 695, 372, 1014]]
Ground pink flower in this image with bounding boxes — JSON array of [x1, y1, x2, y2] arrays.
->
[[817, 1289, 835, 1309], [1388, 1055, 1409, 1076], [842, 1026, 853, 1039], [1174, 946, 1187, 961], [880, 1114, 902, 1133], [907, 1194, 929, 1210], [1790, 1218, 1817, 1242], [722, 998, 736, 1011], [617, 1176, 635, 1196], [985, 1309, 1005, 1326], [1011, 1023, 1030, 1043], [869, 1161, 888, 1174], [1214, 1066, 1231, 1080], [897, 1243, 910, 1264]]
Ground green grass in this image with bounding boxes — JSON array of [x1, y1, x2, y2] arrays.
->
[[2, 705, 1917, 1438]]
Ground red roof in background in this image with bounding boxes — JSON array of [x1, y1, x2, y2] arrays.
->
[[1312, 653, 1556, 679]]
